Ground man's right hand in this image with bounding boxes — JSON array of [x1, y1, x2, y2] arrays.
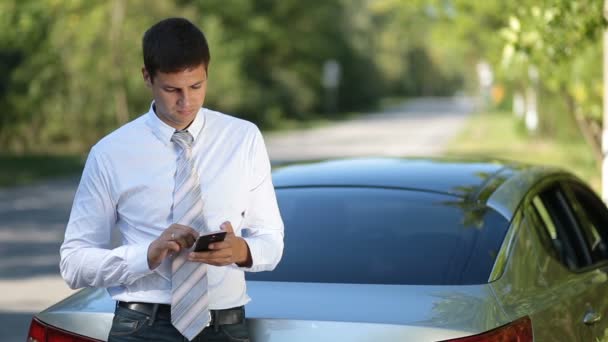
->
[[147, 224, 199, 270]]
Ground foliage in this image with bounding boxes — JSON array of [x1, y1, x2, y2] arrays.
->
[[0, 0, 461, 153], [500, 0, 605, 135], [439, 0, 605, 149], [0, 0, 184, 152]]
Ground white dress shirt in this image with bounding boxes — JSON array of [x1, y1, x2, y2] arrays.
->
[[60, 104, 284, 309]]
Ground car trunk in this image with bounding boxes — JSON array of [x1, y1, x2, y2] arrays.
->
[[35, 281, 511, 342], [245, 281, 511, 341]]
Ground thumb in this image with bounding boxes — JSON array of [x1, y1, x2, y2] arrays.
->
[[221, 221, 234, 234]]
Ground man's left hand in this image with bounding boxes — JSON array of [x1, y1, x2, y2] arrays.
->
[[188, 221, 252, 267]]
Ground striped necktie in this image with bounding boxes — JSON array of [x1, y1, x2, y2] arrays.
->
[[170, 130, 211, 340]]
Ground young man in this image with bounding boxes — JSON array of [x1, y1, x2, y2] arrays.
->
[[60, 17, 284, 341]]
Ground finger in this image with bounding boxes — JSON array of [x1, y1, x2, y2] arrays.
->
[[176, 235, 195, 249], [164, 241, 182, 259], [166, 240, 182, 254], [206, 258, 233, 266], [221, 221, 234, 235], [188, 251, 212, 260], [184, 233, 196, 248], [165, 227, 180, 241], [171, 224, 200, 240], [167, 229, 197, 249], [182, 226, 200, 240], [191, 255, 233, 266], [197, 249, 232, 259], [208, 241, 230, 251], [167, 231, 186, 247], [176, 239, 188, 249], [175, 225, 199, 239], [189, 250, 231, 262]]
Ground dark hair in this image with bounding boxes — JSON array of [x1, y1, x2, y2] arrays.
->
[[142, 17, 210, 80]]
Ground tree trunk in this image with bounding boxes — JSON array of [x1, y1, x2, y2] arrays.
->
[[603, 0, 608, 201], [562, 92, 602, 169], [110, 0, 129, 126], [574, 107, 603, 167]]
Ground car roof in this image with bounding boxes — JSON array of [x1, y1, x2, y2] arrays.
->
[[271, 157, 562, 220]]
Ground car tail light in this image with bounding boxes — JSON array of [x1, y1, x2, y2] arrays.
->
[[439, 316, 533, 342], [27, 317, 103, 342]]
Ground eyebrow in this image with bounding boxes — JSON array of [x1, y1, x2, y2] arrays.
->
[[163, 81, 204, 90]]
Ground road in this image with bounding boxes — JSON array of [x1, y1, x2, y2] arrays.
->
[[0, 96, 474, 341], [266, 97, 474, 161]]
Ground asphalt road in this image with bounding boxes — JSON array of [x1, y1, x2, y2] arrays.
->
[[0, 96, 474, 341], [265, 96, 474, 161]]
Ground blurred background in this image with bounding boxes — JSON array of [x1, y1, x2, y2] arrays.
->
[[0, 0, 605, 340]]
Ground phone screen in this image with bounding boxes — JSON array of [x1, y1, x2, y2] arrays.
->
[[193, 231, 227, 252]]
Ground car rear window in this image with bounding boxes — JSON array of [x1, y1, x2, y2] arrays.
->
[[246, 187, 510, 285]]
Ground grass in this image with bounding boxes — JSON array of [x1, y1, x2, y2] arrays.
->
[[0, 154, 86, 188], [445, 111, 601, 193]]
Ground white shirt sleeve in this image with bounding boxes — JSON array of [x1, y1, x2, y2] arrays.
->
[[239, 128, 284, 272], [59, 147, 153, 289]]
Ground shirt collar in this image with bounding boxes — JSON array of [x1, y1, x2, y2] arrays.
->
[[145, 101, 206, 145]]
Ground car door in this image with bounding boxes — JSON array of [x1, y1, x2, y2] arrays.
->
[[523, 180, 601, 341], [561, 180, 608, 340]]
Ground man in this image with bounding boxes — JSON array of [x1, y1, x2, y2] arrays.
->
[[60, 17, 284, 342]]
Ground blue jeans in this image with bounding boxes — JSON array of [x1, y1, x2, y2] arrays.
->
[[107, 305, 250, 342]]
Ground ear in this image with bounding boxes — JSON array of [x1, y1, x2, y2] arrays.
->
[[142, 67, 153, 88]]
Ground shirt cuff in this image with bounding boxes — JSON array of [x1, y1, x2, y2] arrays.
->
[[234, 236, 267, 272], [124, 243, 154, 276]]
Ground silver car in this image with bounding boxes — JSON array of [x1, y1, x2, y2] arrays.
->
[[27, 158, 608, 341]]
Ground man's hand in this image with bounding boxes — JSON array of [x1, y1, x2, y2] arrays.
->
[[147, 224, 199, 270], [188, 221, 252, 267]]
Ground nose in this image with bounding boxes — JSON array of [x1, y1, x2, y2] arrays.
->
[[177, 90, 191, 108]]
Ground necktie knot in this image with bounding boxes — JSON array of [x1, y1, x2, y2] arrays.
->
[[171, 131, 194, 150]]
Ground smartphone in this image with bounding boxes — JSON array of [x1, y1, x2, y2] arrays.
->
[[193, 231, 227, 252]]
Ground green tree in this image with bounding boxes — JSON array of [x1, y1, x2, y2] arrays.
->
[[0, 0, 464, 153], [428, 0, 605, 165], [500, 1, 606, 164], [0, 0, 191, 152]]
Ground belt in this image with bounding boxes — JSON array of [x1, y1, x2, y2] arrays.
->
[[117, 301, 245, 329]]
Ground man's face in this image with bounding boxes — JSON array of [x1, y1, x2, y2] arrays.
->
[[142, 64, 208, 130]]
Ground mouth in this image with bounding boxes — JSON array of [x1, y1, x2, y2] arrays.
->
[[177, 109, 194, 116]]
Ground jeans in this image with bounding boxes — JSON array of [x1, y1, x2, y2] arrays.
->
[[107, 305, 250, 342]]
